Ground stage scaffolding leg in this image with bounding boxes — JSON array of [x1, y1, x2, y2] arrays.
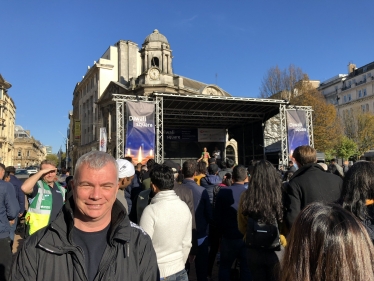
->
[[279, 104, 288, 167], [116, 100, 125, 159], [155, 96, 164, 164]]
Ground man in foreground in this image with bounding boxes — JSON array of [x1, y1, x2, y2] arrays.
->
[[21, 160, 66, 236], [11, 151, 158, 281]]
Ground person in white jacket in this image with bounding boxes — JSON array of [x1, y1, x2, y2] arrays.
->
[[140, 164, 192, 280]]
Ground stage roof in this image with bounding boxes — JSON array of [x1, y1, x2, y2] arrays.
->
[[151, 92, 287, 129]]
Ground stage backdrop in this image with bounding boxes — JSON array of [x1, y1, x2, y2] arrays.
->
[[125, 101, 155, 164], [286, 110, 310, 159]]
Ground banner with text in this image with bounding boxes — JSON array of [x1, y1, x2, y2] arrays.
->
[[286, 110, 310, 159], [125, 101, 155, 164], [164, 128, 198, 142], [198, 128, 226, 142], [99, 127, 107, 152]]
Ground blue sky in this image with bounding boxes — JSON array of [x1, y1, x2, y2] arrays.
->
[[2, 0, 373, 153]]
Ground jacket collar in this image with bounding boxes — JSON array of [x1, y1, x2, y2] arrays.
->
[[38, 196, 131, 254], [290, 163, 324, 179]]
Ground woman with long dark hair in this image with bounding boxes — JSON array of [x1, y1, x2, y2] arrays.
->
[[340, 161, 374, 242], [238, 160, 284, 281], [280, 202, 374, 281]]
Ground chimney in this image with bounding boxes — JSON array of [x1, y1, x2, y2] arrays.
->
[[348, 63, 356, 74]]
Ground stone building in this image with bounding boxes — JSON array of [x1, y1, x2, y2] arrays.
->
[[71, 29, 236, 165], [0, 74, 16, 166], [13, 125, 46, 168], [318, 62, 374, 158], [319, 62, 374, 117]]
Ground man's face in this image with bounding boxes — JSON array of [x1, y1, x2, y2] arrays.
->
[[41, 164, 57, 184], [119, 175, 134, 190], [0, 169, 5, 180], [73, 162, 118, 224]]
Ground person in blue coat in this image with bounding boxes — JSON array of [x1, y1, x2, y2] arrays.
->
[[0, 164, 20, 280]]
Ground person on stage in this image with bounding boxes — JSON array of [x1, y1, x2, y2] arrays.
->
[[198, 147, 210, 166]]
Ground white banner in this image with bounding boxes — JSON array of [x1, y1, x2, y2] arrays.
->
[[99, 127, 107, 152], [198, 128, 225, 142]]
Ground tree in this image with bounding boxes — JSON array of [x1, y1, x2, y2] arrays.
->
[[260, 64, 343, 153], [259, 64, 304, 99], [46, 154, 59, 167], [342, 108, 374, 157], [335, 136, 357, 160]]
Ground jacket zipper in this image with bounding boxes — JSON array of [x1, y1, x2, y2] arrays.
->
[[94, 241, 129, 280]]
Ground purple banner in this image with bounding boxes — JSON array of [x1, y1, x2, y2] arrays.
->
[[125, 101, 155, 165], [286, 110, 309, 159]]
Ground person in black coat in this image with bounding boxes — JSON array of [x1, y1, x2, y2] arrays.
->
[[284, 145, 343, 229]]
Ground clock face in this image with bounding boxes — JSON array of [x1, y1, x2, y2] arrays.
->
[[149, 68, 160, 80]]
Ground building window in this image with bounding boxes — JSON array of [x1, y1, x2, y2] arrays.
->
[[358, 90, 362, 98], [151, 57, 159, 67], [348, 94, 351, 101], [27, 151, 30, 156], [348, 81, 352, 87], [364, 89, 367, 96], [366, 104, 369, 112], [18, 150, 21, 157], [362, 105, 365, 112], [344, 96, 347, 103]]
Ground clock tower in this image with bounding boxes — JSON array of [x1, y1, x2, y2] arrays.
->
[[140, 29, 173, 76]]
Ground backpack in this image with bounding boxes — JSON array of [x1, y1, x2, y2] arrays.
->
[[245, 217, 281, 251]]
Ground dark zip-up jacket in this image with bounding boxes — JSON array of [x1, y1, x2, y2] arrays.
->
[[10, 197, 159, 281], [200, 175, 221, 204], [213, 183, 246, 239], [9, 175, 25, 215], [284, 163, 342, 228], [0, 180, 19, 239]]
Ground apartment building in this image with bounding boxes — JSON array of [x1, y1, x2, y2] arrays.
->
[[319, 62, 374, 116], [0, 74, 16, 166], [13, 125, 47, 168]]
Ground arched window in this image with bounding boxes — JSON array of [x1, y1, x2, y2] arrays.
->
[[151, 57, 159, 67], [226, 145, 235, 160], [18, 150, 21, 157]]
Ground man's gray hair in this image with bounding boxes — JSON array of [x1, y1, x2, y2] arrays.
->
[[74, 151, 118, 184]]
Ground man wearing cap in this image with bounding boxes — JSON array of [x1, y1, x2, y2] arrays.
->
[[116, 159, 135, 214]]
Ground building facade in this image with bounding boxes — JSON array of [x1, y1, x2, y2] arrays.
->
[[319, 62, 374, 116], [13, 125, 47, 168], [71, 30, 236, 165], [0, 74, 16, 166]]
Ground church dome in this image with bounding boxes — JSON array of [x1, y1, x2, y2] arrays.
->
[[143, 29, 169, 44]]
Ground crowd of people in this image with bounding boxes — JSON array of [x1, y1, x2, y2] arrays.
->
[[1, 145, 374, 280]]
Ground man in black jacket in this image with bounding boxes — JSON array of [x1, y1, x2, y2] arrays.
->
[[285, 145, 343, 229], [11, 151, 158, 281]]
